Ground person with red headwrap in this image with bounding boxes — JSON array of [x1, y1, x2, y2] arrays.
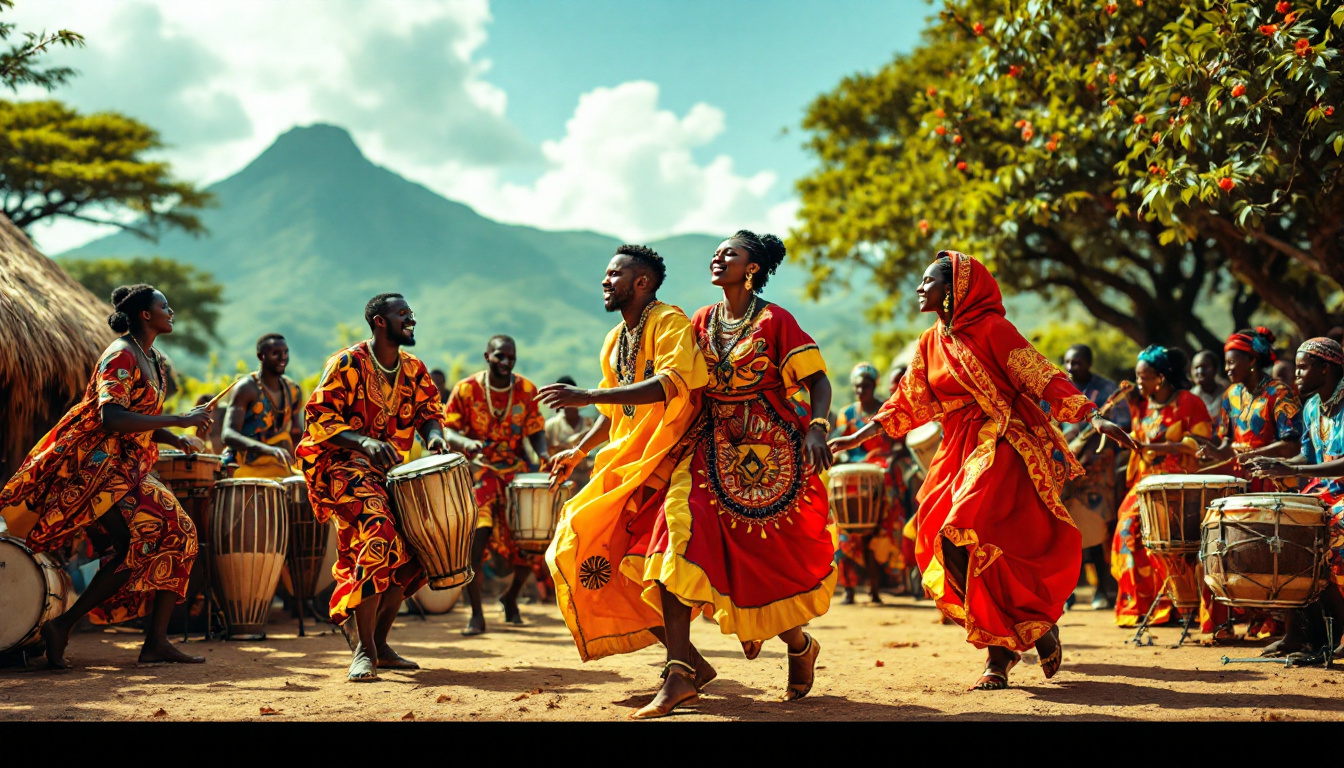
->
[[832, 251, 1135, 691]]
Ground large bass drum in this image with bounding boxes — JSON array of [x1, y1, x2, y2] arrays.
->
[[0, 538, 71, 654], [1201, 493, 1329, 609], [387, 453, 477, 590], [212, 478, 289, 639]]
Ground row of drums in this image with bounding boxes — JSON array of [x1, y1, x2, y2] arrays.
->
[[1132, 475, 1332, 613], [0, 451, 575, 653]]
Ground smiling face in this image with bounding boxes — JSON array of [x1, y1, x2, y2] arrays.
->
[[710, 239, 757, 289], [1295, 352, 1330, 398], [916, 263, 949, 314], [1224, 348, 1255, 386], [142, 290, 175, 335], [1063, 349, 1092, 384], [258, 338, 289, 376], [1135, 359, 1164, 399], [374, 297, 416, 347], [602, 254, 642, 312], [485, 338, 516, 379]]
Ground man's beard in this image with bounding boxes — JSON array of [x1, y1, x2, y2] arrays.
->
[[390, 329, 416, 346], [604, 285, 634, 312]]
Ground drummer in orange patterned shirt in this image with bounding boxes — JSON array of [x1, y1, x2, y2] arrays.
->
[[441, 335, 550, 636], [295, 293, 450, 683]]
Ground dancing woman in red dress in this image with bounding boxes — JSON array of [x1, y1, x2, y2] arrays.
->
[[831, 252, 1134, 690]]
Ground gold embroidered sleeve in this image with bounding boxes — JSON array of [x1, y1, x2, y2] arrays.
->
[[1005, 346, 1060, 401]]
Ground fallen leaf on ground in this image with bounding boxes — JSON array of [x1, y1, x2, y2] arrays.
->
[[436, 695, 451, 703], [530, 687, 544, 694], [151, 709, 167, 718], [402, 711, 415, 721], [547, 699, 561, 710], [512, 693, 529, 701], [885, 641, 919, 648], [259, 707, 279, 716], [518, 706, 530, 713], [875, 660, 885, 667]]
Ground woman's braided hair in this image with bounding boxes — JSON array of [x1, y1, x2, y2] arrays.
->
[[108, 284, 157, 333], [730, 229, 786, 294]]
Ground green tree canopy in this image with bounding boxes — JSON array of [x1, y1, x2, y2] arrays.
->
[[1, 100, 212, 240], [795, 0, 1343, 352], [0, 0, 82, 92], [61, 255, 224, 357]]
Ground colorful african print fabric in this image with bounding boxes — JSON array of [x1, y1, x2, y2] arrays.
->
[[631, 302, 837, 643], [295, 342, 443, 625], [1301, 388, 1344, 587], [872, 253, 1094, 652], [833, 401, 908, 589], [0, 344, 197, 624], [547, 302, 709, 661], [222, 374, 303, 478], [442, 371, 546, 564], [1218, 379, 1304, 492], [1110, 391, 1213, 627]]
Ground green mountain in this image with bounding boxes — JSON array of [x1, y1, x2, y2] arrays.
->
[[61, 124, 883, 390]]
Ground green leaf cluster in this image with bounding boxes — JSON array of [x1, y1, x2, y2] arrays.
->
[[0, 0, 83, 93]]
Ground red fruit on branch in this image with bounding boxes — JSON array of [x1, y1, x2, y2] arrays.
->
[[1106, 3, 1118, 14], [1295, 38, 1311, 57], [1108, 73, 1117, 84], [1008, 65, 1021, 78], [1134, 114, 1147, 124], [957, 161, 968, 171], [1275, 1, 1289, 12], [1218, 177, 1235, 192], [1284, 12, 1298, 24], [935, 125, 947, 135], [1046, 140, 1058, 152], [1179, 96, 1191, 107], [953, 135, 963, 144], [1259, 24, 1278, 35], [927, 86, 937, 96], [1325, 106, 1335, 116], [918, 219, 930, 234], [1231, 84, 1246, 97], [1152, 132, 1162, 143], [973, 22, 985, 35], [1022, 126, 1035, 140], [936, 108, 946, 118]]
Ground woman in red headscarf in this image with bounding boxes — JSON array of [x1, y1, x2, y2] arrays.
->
[[832, 251, 1134, 690]]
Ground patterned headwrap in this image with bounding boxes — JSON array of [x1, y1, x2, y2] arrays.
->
[[1224, 326, 1276, 365], [1137, 344, 1171, 372], [1137, 344, 1191, 389], [1300, 337, 1344, 367], [850, 361, 880, 384]]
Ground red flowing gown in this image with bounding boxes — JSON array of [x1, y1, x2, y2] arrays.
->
[[872, 253, 1095, 651]]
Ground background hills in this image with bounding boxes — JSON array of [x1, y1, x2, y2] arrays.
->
[[62, 124, 888, 390]]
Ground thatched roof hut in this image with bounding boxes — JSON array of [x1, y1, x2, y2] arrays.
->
[[0, 214, 116, 484]]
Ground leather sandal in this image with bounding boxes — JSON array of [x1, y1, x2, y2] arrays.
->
[[1037, 626, 1063, 680], [784, 633, 820, 701], [971, 651, 1020, 691], [630, 661, 699, 720]]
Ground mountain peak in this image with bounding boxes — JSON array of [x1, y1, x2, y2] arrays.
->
[[248, 123, 368, 172]]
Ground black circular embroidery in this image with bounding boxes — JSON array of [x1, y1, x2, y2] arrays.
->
[[579, 556, 611, 590]]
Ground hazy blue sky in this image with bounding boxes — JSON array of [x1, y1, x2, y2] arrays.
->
[[10, 1, 932, 252]]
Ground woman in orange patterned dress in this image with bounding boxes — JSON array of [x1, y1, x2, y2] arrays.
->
[[0, 285, 213, 668], [630, 231, 837, 717], [832, 252, 1133, 690], [1110, 346, 1214, 629]]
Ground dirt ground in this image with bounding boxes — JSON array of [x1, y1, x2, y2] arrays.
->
[[3, 589, 1342, 722]]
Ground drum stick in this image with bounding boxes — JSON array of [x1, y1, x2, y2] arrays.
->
[[205, 378, 243, 410]]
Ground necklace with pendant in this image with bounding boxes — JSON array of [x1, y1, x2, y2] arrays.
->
[[709, 295, 757, 386], [484, 372, 514, 422], [616, 300, 659, 417]]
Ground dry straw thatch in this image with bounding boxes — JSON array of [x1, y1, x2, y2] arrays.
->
[[0, 213, 116, 483]]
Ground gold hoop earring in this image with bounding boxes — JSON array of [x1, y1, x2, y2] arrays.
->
[[745, 271, 755, 292], [942, 292, 951, 313]]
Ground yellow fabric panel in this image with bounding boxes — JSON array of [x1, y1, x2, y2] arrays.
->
[[780, 345, 827, 399]]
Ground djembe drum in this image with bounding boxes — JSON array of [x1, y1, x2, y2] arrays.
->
[[905, 423, 942, 476], [387, 453, 477, 590], [280, 476, 327, 597], [826, 463, 886, 534], [0, 537, 71, 655], [1134, 474, 1244, 553], [1201, 493, 1329, 609], [154, 450, 224, 634], [212, 478, 288, 639], [507, 473, 575, 553]]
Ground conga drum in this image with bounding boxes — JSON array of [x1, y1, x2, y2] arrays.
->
[[386, 453, 477, 590], [506, 473, 575, 553], [1133, 474, 1244, 553], [905, 423, 942, 476], [1150, 550, 1202, 611], [280, 476, 327, 598], [1201, 493, 1329, 609], [212, 478, 288, 639], [0, 538, 71, 654], [826, 463, 886, 534], [154, 451, 223, 631]]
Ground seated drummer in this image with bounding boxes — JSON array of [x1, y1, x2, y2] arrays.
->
[[222, 333, 304, 478], [294, 293, 449, 682], [1246, 338, 1344, 658], [440, 335, 550, 636]]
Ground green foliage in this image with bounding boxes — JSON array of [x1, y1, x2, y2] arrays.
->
[[1029, 320, 1141, 383], [794, 0, 1344, 352], [60, 255, 225, 357], [0, 99, 212, 240], [0, 0, 83, 92]]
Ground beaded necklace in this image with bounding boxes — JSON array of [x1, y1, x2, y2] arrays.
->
[[709, 294, 758, 372], [483, 371, 515, 422], [616, 300, 660, 417]]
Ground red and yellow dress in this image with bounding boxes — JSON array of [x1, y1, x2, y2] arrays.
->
[[442, 371, 546, 565], [1110, 391, 1213, 627], [631, 302, 837, 641], [295, 342, 443, 625], [872, 253, 1094, 651], [0, 345, 197, 624], [833, 402, 908, 587]]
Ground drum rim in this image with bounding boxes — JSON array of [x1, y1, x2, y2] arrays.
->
[[906, 422, 942, 441], [1206, 493, 1328, 513], [827, 462, 886, 477], [215, 478, 287, 488], [0, 538, 53, 650], [279, 476, 307, 486], [387, 452, 468, 479], [157, 450, 224, 462], [1134, 474, 1244, 489], [511, 472, 558, 486]]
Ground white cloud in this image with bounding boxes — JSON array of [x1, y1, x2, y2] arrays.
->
[[8, 1, 794, 249]]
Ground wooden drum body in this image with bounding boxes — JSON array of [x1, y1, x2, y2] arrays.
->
[[0, 537, 71, 654], [280, 476, 328, 596], [387, 454, 477, 590], [1134, 474, 1244, 553], [212, 478, 288, 639], [906, 423, 942, 476], [1150, 550, 1202, 611], [507, 473, 575, 553], [827, 463, 886, 534], [1201, 493, 1329, 609], [154, 450, 223, 534]]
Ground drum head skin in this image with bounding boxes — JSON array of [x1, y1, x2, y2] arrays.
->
[[215, 478, 286, 489], [511, 473, 552, 487], [1134, 474, 1242, 491], [388, 453, 468, 479], [158, 450, 224, 463], [828, 462, 885, 479], [907, 422, 941, 445], [0, 539, 44, 650], [1208, 493, 1327, 514], [280, 476, 307, 488]]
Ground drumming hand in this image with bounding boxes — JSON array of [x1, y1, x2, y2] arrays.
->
[[177, 404, 213, 432], [1091, 417, 1138, 453], [269, 446, 295, 467], [1246, 457, 1294, 479], [537, 383, 593, 410], [178, 434, 206, 456], [805, 428, 833, 473], [425, 435, 450, 455], [826, 435, 855, 455], [549, 448, 583, 488], [358, 436, 400, 470], [458, 438, 484, 458]]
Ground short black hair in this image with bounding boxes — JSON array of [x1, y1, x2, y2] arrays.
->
[[556, 375, 577, 386], [364, 293, 404, 330], [256, 333, 286, 355], [729, 230, 786, 293], [614, 244, 666, 292], [1065, 344, 1093, 364], [108, 284, 158, 333], [430, 368, 446, 378], [487, 334, 516, 351]]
